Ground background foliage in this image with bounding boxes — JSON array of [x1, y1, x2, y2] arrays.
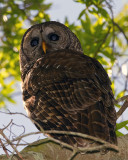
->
[[0, 0, 128, 136]]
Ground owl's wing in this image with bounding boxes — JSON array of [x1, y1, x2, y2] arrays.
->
[[22, 50, 117, 145], [23, 50, 116, 125]]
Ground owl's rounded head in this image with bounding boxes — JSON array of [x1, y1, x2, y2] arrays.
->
[[20, 21, 83, 70]]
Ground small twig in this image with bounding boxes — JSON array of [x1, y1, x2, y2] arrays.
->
[[44, 130, 112, 144], [116, 98, 128, 119], [2, 119, 13, 131], [68, 149, 78, 160], [11, 139, 22, 160], [105, 0, 115, 53], [112, 21, 128, 44], [3, 124, 28, 144], [10, 122, 26, 137], [0, 130, 24, 160], [0, 139, 9, 158], [77, 143, 118, 153], [10, 131, 41, 143], [0, 110, 29, 119], [9, 129, 119, 153], [49, 136, 119, 153], [45, 135, 119, 153], [11, 130, 109, 145], [45, 130, 119, 151], [47, 136, 74, 150], [115, 95, 128, 104], [114, 95, 128, 120], [12, 129, 119, 152]]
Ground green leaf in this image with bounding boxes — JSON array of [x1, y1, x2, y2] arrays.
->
[[116, 121, 128, 130], [116, 130, 124, 137], [125, 126, 128, 130], [116, 91, 125, 100], [78, 9, 85, 19], [98, 7, 109, 18]]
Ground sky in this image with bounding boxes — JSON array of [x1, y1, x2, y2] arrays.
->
[[46, 0, 128, 23], [0, 0, 128, 155]]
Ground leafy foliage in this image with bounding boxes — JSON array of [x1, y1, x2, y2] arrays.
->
[[0, 0, 128, 135], [0, 0, 51, 107]]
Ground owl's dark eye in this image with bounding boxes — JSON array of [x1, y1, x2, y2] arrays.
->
[[48, 33, 59, 41], [30, 38, 39, 47]]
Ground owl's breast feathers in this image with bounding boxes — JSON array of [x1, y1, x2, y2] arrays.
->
[[22, 49, 117, 145]]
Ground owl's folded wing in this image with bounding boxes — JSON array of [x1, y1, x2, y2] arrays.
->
[[23, 50, 116, 125]]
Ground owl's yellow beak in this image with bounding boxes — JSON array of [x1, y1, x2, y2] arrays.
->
[[42, 41, 47, 54]]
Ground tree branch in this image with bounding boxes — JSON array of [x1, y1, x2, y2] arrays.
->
[[112, 21, 128, 44], [0, 139, 9, 159], [115, 95, 128, 119], [116, 97, 128, 119], [0, 130, 24, 160]]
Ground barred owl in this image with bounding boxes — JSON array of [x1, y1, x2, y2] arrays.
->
[[20, 21, 117, 146]]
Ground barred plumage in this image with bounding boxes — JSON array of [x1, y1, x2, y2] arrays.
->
[[20, 21, 117, 146]]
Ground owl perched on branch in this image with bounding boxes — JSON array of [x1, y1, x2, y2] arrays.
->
[[20, 21, 117, 146]]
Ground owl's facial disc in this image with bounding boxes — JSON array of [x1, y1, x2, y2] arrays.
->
[[41, 25, 70, 53], [41, 26, 61, 54], [20, 21, 83, 70], [42, 33, 60, 54]]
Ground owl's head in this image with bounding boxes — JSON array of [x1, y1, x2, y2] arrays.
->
[[20, 21, 83, 71]]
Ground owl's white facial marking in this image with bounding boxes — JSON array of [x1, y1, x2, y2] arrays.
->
[[42, 26, 60, 43], [43, 27, 55, 35]]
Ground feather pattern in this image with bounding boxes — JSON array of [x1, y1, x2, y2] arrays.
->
[[20, 21, 117, 146], [22, 50, 117, 146]]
